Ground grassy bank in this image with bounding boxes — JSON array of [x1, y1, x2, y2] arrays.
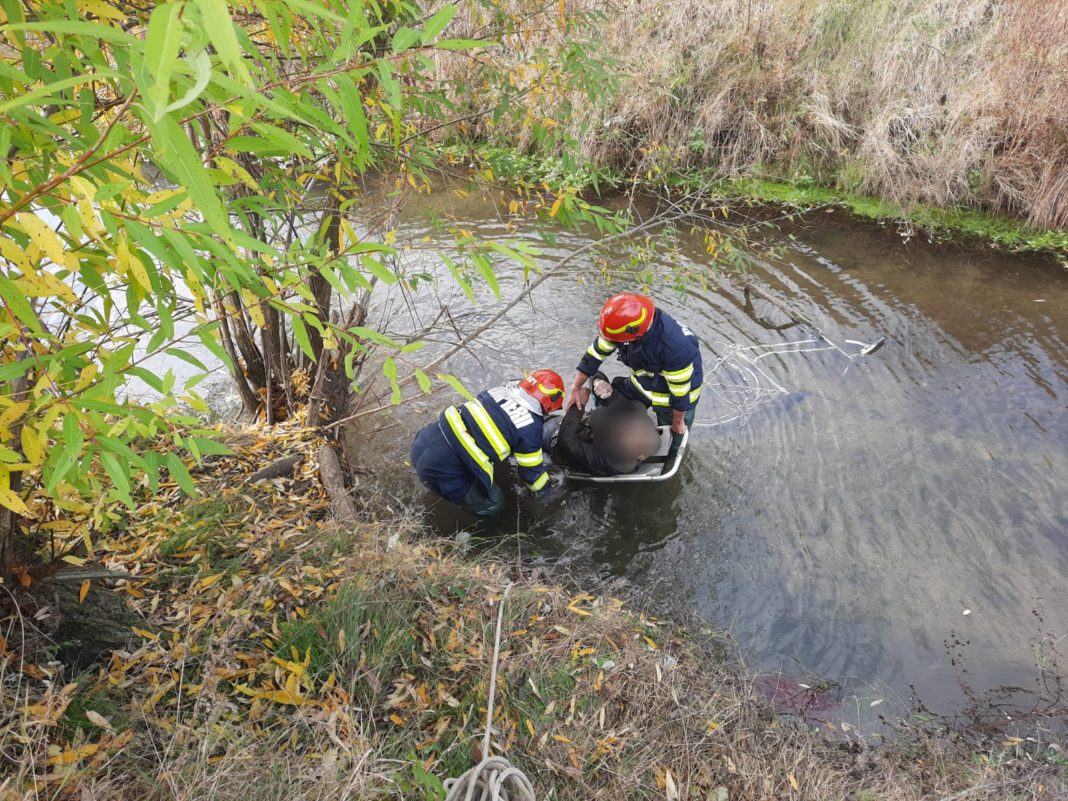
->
[[4, 421, 1066, 800], [450, 0, 1068, 251]]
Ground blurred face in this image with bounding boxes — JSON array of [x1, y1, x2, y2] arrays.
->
[[617, 420, 659, 462]]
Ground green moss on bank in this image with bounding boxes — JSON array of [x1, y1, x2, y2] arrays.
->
[[452, 144, 1068, 256], [715, 177, 1068, 255]]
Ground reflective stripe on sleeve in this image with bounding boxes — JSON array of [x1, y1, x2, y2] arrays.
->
[[463, 400, 510, 460], [527, 472, 549, 492], [661, 363, 694, 383], [444, 406, 494, 478], [596, 336, 618, 355], [514, 449, 543, 468], [630, 374, 702, 406], [629, 374, 671, 406], [668, 381, 691, 397]]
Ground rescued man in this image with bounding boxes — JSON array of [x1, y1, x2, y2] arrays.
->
[[567, 293, 703, 452], [409, 370, 565, 516], [547, 373, 662, 477]]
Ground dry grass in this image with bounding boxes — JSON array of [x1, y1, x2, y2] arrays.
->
[[2, 421, 1066, 800], [458, 0, 1068, 230]]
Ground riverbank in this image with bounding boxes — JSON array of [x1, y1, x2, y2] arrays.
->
[[445, 0, 1068, 255], [450, 145, 1068, 256], [4, 420, 1065, 800]]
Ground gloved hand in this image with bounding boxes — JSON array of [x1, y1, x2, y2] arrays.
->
[[593, 377, 614, 400], [528, 467, 566, 501]]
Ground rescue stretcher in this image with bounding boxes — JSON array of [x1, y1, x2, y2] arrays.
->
[[565, 425, 689, 484]]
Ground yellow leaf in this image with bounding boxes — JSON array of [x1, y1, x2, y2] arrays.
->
[[241, 288, 265, 328], [73, 363, 99, 392], [79, 579, 91, 604], [118, 235, 151, 292], [76, 0, 127, 22], [197, 573, 225, 590], [0, 236, 31, 273], [549, 194, 565, 218], [525, 719, 535, 737], [46, 743, 99, 766], [15, 213, 66, 267], [789, 772, 800, 791], [15, 269, 78, 303], [271, 656, 307, 677], [69, 176, 103, 237], [0, 468, 32, 517], [389, 713, 405, 726]]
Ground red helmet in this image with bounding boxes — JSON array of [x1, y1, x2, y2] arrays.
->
[[519, 369, 565, 414], [598, 293, 655, 342]]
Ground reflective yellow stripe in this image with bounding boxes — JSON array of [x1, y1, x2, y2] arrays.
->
[[604, 307, 647, 336], [463, 401, 509, 460], [689, 386, 702, 402], [661, 364, 694, 382], [444, 406, 494, 478], [629, 374, 671, 406], [514, 449, 543, 468], [528, 472, 549, 492], [668, 381, 691, 397], [586, 345, 602, 359], [596, 336, 617, 354]]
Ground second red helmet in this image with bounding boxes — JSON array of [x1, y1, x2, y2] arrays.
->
[[519, 369, 565, 414], [598, 293, 655, 342]]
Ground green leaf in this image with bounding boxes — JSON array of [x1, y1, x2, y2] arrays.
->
[[290, 313, 315, 361], [421, 5, 456, 43], [442, 255, 475, 305], [0, 270, 44, 334], [164, 452, 197, 496], [436, 372, 474, 401], [391, 26, 420, 53], [383, 356, 401, 404], [163, 50, 212, 116], [99, 451, 134, 509], [415, 368, 432, 394], [0, 20, 134, 46], [148, 115, 232, 242], [470, 253, 500, 299], [360, 255, 398, 285], [193, 0, 253, 84], [0, 71, 121, 114], [142, 2, 184, 120]]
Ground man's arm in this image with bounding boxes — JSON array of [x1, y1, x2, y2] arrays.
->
[[513, 426, 550, 494], [556, 406, 617, 476], [661, 361, 697, 434], [567, 335, 618, 409]]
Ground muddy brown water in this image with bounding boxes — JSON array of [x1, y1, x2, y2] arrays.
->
[[350, 186, 1068, 723]]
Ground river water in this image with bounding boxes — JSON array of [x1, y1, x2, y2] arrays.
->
[[350, 185, 1068, 722]]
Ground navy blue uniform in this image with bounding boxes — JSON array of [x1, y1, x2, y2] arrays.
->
[[410, 385, 550, 514], [577, 309, 703, 414]]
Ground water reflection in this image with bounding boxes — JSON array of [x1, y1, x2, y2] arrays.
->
[[352, 191, 1068, 720]]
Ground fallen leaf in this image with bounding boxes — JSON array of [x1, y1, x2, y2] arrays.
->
[[79, 580, 91, 603], [85, 710, 113, 731]]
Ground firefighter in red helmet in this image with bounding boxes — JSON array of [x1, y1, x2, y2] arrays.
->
[[410, 370, 564, 516], [567, 293, 703, 446]]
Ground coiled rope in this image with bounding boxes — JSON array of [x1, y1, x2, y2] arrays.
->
[[444, 583, 537, 801]]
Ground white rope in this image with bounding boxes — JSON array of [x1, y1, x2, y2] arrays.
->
[[444, 584, 538, 801]]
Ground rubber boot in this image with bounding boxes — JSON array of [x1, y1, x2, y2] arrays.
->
[[657, 407, 696, 457], [460, 483, 505, 517]]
